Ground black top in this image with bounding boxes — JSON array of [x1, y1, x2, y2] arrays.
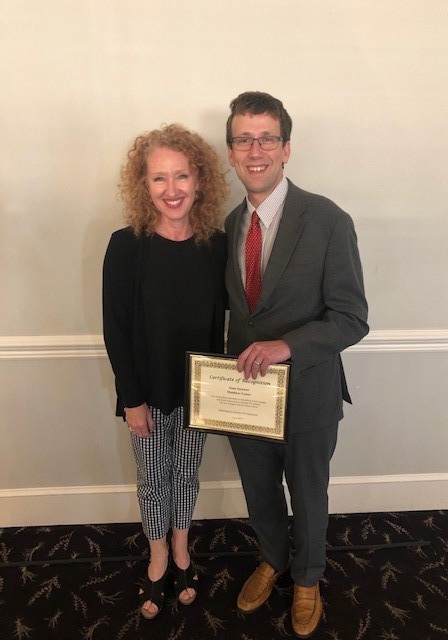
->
[[103, 227, 227, 416], [144, 234, 215, 412]]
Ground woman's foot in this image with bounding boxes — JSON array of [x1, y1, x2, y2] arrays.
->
[[139, 563, 169, 619], [139, 558, 169, 619], [171, 528, 197, 605], [173, 559, 198, 605]]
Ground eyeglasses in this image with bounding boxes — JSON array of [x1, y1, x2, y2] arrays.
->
[[230, 136, 283, 151]]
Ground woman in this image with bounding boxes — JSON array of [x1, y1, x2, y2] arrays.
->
[[103, 124, 228, 620]]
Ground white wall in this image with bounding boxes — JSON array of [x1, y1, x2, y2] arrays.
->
[[1, 1, 447, 526]]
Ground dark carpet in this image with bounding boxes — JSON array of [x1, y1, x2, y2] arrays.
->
[[0, 511, 447, 639]]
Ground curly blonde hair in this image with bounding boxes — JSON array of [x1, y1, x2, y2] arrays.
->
[[120, 124, 229, 242]]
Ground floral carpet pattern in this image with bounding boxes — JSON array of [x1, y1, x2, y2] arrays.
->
[[0, 511, 447, 639]]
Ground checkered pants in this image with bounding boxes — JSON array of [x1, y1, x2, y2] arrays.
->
[[130, 406, 206, 540]]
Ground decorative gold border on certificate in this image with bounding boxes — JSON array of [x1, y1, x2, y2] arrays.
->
[[186, 353, 290, 441]]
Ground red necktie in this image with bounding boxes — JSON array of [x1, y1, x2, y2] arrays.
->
[[245, 211, 262, 313]]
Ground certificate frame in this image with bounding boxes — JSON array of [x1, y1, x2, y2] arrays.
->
[[185, 352, 290, 442]]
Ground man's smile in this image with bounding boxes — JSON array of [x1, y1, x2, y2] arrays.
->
[[247, 165, 269, 173]]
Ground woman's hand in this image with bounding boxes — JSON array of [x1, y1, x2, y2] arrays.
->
[[125, 403, 154, 438]]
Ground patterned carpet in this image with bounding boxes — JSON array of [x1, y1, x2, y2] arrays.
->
[[0, 511, 447, 640]]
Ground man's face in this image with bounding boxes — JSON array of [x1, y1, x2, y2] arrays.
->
[[228, 112, 290, 208]]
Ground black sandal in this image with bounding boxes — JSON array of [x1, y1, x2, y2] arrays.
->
[[139, 566, 169, 619], [173, 562, 198, 606]]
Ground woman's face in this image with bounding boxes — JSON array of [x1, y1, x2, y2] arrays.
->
[[146, 147, 198, 226]]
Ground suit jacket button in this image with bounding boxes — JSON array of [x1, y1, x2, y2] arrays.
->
[[248, 321, 255, 327]]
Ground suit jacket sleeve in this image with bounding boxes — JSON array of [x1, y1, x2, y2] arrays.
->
[[282, 209, 368, 371]]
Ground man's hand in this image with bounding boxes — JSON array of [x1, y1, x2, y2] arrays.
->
[[237, 339, 291, 380], [124, 403, 154, 438]]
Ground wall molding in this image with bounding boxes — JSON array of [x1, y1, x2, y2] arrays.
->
[[1, 329, 448, 359], [0, 335, 105, 360], [352, 329, 448, 353], [1, 473, 447, 527]]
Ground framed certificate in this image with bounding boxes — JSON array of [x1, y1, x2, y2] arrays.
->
[[185, 353, 290, 442]]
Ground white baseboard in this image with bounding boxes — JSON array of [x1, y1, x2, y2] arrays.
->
[[1, 474, 446, 528], [328, 473, 448, 514]]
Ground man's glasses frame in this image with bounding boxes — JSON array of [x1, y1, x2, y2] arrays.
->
[[230, 136, 284, 151]]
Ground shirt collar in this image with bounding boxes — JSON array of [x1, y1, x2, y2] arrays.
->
[[246, 177, 288, 228]]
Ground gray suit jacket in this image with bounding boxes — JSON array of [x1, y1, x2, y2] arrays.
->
[[225, 179, 369, 434]]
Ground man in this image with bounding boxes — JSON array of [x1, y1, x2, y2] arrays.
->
[[224, 91, 368, 638]]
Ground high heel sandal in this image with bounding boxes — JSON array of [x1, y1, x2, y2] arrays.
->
[[139, 565, 169, 620], [173, 562, 198, 606]]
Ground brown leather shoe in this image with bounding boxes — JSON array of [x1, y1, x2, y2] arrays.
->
[[237, 562, 281, 613], [291, 584, 322, 638]]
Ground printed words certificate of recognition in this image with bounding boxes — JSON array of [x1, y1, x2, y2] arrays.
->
[[185, 353, 290, 441]]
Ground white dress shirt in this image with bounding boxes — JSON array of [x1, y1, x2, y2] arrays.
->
[[238, 177, 289, 284]]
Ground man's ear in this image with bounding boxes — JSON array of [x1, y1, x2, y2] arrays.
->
[[282, 140, 291, 165]]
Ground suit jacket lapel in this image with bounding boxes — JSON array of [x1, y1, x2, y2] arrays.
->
[[228, 200, 249, 310], [261, 182, 307, 305]]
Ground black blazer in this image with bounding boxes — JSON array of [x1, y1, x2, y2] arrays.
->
[[103, 227, 227, 416], [225, 180, 369, 433]]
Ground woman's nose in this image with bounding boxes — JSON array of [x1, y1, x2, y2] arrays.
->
[[165, 177, 176, 194]]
